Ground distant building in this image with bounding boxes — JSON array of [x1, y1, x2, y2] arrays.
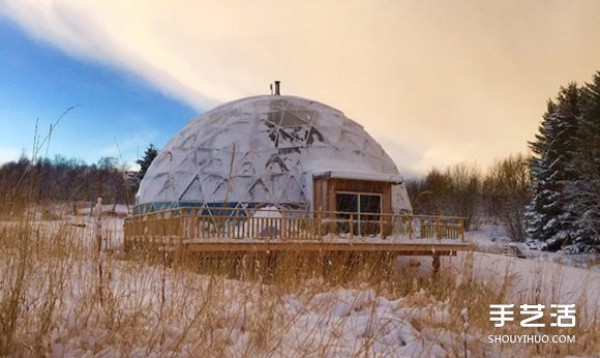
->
[[134, 93, 412, 217]]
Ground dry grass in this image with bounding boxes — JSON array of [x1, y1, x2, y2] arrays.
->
[[0, 205, 598, 357]]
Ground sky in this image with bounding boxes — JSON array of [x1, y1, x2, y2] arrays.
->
[[1, 1, 600, 176]]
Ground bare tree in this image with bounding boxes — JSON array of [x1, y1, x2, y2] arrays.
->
[[483, 154, 530, 241]]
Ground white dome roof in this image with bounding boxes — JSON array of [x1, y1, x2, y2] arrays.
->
[[135, 95, 410, 213]]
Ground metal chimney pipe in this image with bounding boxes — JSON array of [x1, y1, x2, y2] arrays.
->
[[274, 81, 280, 95]]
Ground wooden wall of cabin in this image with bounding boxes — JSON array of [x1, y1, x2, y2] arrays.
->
[[312, 178, 392, 214], [312, 178, 329, 212]]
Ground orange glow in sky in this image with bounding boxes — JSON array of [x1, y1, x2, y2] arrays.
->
[[2, 0, 600, 175]]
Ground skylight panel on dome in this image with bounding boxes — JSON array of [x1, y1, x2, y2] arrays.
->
[[280, 111, 311, 127], [264, 109, 315, 128]]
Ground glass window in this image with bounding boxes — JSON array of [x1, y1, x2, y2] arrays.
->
[[335, 192, 381, 235]]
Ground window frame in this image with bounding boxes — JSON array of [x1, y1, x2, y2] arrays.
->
[[335, 191, 382, 235]]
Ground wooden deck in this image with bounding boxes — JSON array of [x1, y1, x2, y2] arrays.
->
[[124, 207, 470, 258]]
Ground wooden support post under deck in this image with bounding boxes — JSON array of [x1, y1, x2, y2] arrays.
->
[[432, 254, 441, 275]]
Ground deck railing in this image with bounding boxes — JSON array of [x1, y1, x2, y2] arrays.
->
[[124, 207, 465, 251]]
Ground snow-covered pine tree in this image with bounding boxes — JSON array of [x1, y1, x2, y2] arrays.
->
[[526, 84, 581, 251], [567, 73, 600, 252], [526, 100, 555, 243]]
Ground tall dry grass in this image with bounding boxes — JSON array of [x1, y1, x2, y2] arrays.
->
[[1, 201, 599, 357]]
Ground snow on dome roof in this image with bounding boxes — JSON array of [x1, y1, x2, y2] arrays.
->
[[135, 95, 411, 214]]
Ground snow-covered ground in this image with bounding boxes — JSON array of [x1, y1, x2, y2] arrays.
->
[[467, 223, 600, 273], [2, 207, 598, 357]]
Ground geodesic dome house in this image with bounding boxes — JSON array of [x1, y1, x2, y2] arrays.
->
[[134, 93, 412, 217]]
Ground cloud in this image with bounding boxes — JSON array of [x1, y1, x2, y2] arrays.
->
[[2, 0, 600, 174]]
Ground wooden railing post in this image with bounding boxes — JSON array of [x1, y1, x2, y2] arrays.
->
[[317, 210, 322, 240], [282, 211, 288, 241], [190, 209, 197, 239]]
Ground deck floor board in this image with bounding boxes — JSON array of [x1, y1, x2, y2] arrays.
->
[[152, 240, 471, 256]]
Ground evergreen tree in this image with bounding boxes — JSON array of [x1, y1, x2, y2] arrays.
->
[[136, 144, 158, 181], [526, 100, 557, 244], [567, 72, 600, 251], [527, 84, 581, 250]]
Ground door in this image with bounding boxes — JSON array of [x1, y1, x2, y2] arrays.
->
[[335, 192, 381, 235]]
